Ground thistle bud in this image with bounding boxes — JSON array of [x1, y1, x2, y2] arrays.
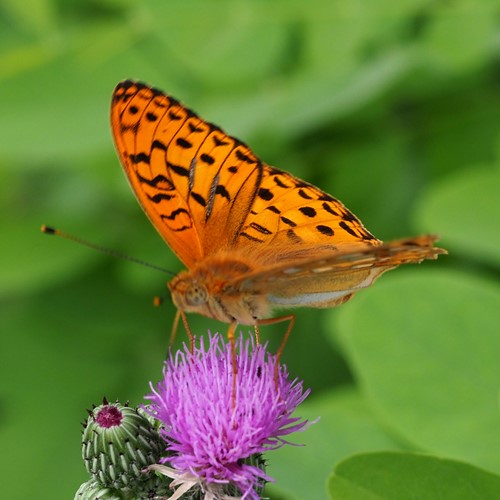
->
[[79, 400, 169, 496], [74, 479, 120, 499]]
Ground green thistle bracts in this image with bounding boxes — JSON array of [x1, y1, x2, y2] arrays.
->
[[75, 480, 121, 499], [76, 399, 170, 499]]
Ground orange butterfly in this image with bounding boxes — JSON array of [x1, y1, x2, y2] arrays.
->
[[111, 80, 446, 360]]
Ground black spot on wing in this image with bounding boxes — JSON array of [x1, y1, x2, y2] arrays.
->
[[129, 152, 150, 165], [298, 189, 313, 200], [266, 167, 282, 175], [322, 202, 339, 217], [240, 232, 264, 243], [215, 184, 230, 201], [294, 180, 309, 187], [152, 98, 168, 109], [258, 188, 273, 201], [213, 135, 229, 147], [236, 149, 255, 164], [281, 216, 296, 227], [188, 122, 204, 133], [200, 153, 215, 165], [319, 194, 339, 203], [339, 221, 358, 237], [249, 222, 272, 235], [273, 176, 290, 189], [299, 206, 316, 218], [176, 138, 192, 149], [191, 192, 206, 207], [120, 122, 139, 134], [146, 112, 158, 122], [166, 94, 180, 106], [160, 208, 188, 220], [266, 205, 281, 214], [136, 173, 173, 190], [160, 208, 191, 231], [152, 140, 167, 152], [148, 193, 175, 203], [169, 110, 182, 121], [316, 225, 334, 236], [342, 212, 357, 222], [168, 162, 190, 177]]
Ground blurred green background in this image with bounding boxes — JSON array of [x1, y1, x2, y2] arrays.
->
[[2, 0, 500, 499]]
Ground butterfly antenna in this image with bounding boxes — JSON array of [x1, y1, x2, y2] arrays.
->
[[41, 225, 176, 276]]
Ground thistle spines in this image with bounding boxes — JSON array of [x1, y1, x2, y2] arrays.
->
[[76, 400, 169, 499]]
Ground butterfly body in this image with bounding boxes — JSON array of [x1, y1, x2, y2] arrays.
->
[[111, 80, 446, 335], [167, 234, 439, 327], [168, 254, 269, 325]]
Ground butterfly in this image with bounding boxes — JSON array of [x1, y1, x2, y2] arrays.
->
[[111, 80, 446, 362]]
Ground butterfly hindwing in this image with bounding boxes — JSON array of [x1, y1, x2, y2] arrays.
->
[[237, 165, 379, 251], [232, 235, 445, 308]]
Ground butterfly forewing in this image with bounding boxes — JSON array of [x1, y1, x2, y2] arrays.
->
[[111, 82, 202, 267], [111, 81, 277, 267]]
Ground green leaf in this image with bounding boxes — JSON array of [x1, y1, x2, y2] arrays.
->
[[329, 452, 500, 500], [150, 0, 289, 88], [333, 270, 500, 472], [416, 163, 500, 267], [422, 1, 496, 71], [2, 0, 57, 37]]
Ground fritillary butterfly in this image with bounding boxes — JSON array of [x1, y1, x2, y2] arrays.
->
[[111, 80, 446, 355]]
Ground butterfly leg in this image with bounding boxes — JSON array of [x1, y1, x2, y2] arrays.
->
[[256, 314, 296, 383], [169, 309, 181, 347], [171, 309, 196, 353], [227, 321, 239, 410], [253, 323, 261, 345]]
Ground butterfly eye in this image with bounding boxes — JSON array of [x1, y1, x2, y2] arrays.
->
[[185, 283, 208, 306]]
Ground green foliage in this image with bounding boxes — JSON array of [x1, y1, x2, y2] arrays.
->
[[1, 0, 500, 498], [328, 453, 500, 500], [335, 271, 500, 472]]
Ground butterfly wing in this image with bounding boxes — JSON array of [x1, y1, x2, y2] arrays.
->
[[111, 81, 383, 270], [111, 80, 264, 268], [230, 235, 447, 309], [237, 164, 379, 253], [111, 80, 446, 323]]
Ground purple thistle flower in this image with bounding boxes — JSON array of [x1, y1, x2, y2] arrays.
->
[[145, 332, 313, 500]]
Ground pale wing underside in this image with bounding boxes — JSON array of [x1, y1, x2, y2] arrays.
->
[[230, 235, 447, 308]]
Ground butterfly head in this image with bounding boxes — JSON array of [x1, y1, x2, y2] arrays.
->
[[168, 272, 209, 313]]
